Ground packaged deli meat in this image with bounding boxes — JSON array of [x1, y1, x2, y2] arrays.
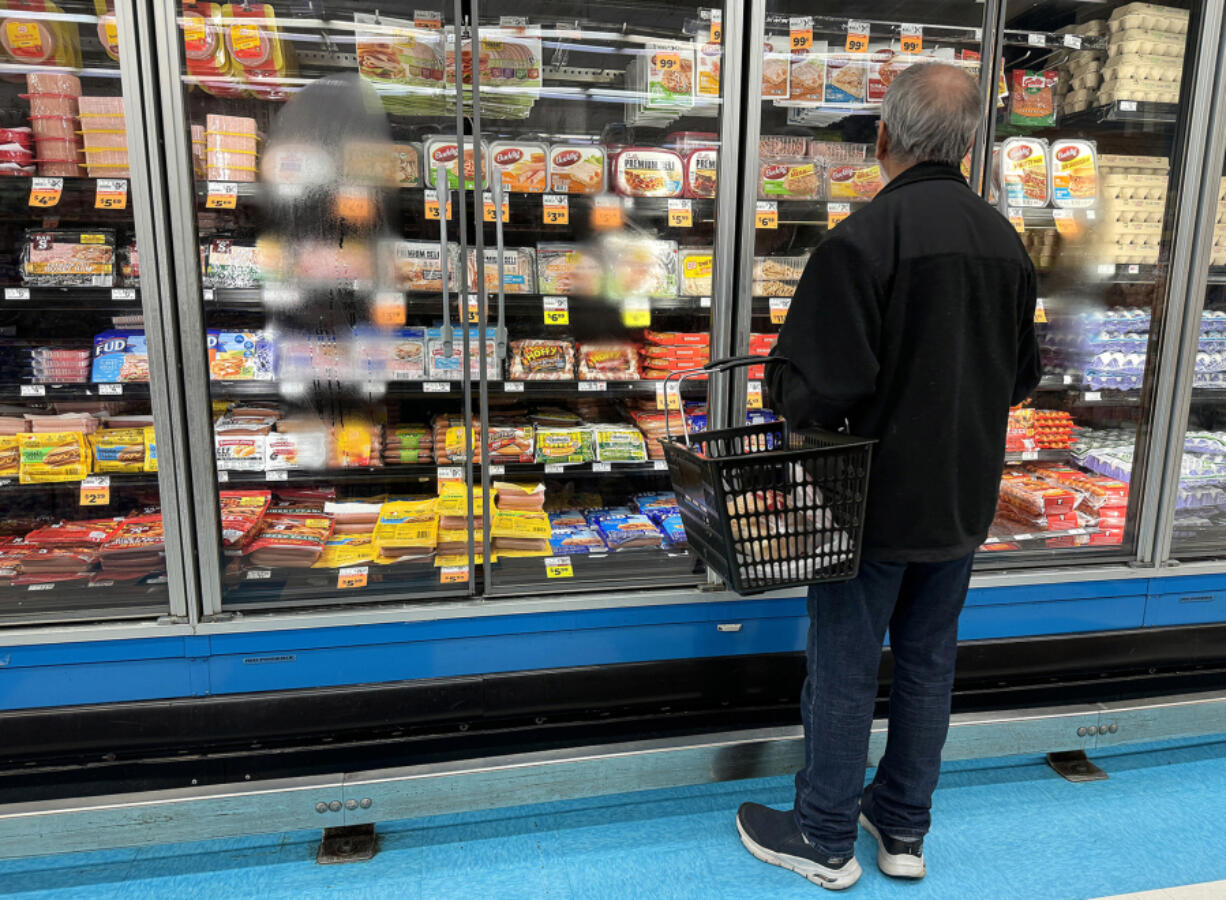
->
[[382, 240, 461, 292], [393, 142, 422, 187], [219, 490, 272, 550], [1010, 70, 1058, 127], [1001, 137, 1050, 208], [761, 36, 791, 98], [21, 230, 115, 287], [602, 235, 678, 299], [612, 147, 684, 198], [509, 339, 575, 380], [825, 55, 868, 105], [548, 144, 606, 194], [466, 247, 537, 294], [684, 148, 717, 199], [91, 330, 149, 383], [245, 510, 334, 568], [759, 134, 808, 158], [678, 248, 714, 296], [578, 342, 640, 381], [536, 243, 604, 296], [488, 140, 548, 192], [423, 136, 489, 190], [826, 161, 884, 201], [789, 48, 827, 103], [759, 158, 822, 200], [1050, 140, 1098, 208]]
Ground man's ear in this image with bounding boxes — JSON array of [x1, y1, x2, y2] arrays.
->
[[875, 122, 889, 162]]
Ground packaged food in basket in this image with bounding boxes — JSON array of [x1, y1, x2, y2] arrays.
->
[[602, 235, 678, 299], [826, 161, 884, 201], [535, 427, 594, 464], [759, 158, 822, 200], [219, 490, 271, 551], [536, 243, 604, 296], [760, 36, 791, 98], [684, 148, 717, 199], [1050, 139, 1098, 208], [21, 230, 115, 287], [509, 339, 574, 380], [466, 247, 536, 294], [678, 248, 713, 296], [18, 432, 90, 484], [577, 342, 640, 381], [1001, 137, 1050, 208], [488, 141, 548, 192], [593, 426, 648, 463], [612, 147, 685, 198], [1010, 70, 1058, 127], [548, 144, 605, 194], [382, 240, 460, 292]]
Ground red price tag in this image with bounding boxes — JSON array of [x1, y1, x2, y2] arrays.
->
[[845, 20, 870, 53]]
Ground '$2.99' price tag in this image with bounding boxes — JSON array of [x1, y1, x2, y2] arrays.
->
[[79, 476, 110, 507]]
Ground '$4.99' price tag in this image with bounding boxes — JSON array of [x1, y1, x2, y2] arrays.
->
[[79, 476, 110, 507], [28, 177, 63, 208], [545, 556, 574, 578]]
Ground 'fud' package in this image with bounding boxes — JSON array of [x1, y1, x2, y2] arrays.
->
[[90, 330, 150, 383]]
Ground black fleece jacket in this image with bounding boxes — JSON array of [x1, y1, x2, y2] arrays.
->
[[768, 162, 1042, 562]]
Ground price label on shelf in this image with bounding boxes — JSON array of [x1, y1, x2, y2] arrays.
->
[[94, 178, 127, 210], [769, 297, 791, 325], [654, 460, 668, 471], [99, 383, 123, 395], [652, 51, 681, 71], [265, 469, 288, 482], [746, 381, 763, 410], [592, 195, 623, 229], [216, 469, 229, 483], [1052, 209, 1080, 238], [466, 293, 480, 324], [482, 191, 510, 223], [1119, 100, 1137, 112], [424, 189, 452, 220], [5, 288, 30, 300], [709, 9, 722, 43], [1063, 34, 1082, 49], [337, 566, 368, 589], [423, 382, 449, 393], [656, 381, 682, 410], [900, 24, 922, 54], [846, 20, 870, 53], [335, 186, 375, 224], [1022, 451, 1040, 461], [622, 297, 651, 328], [1034, 298, 1047, 324], [20, 385, 45, 397], [489, 464, 506, 475], [373, 292, 406, 327], [503, 382, 524, 393], [1084, 391, 1102, 402], [1097, 263, 1117, 277], [1008, 208, 1025, 233], [205, 181, 237, 209], [111, 288, 136, 301], [414, 9, 442, 29], [790, 16, 813, 51], [592, 462, 612, 473], [28, 177, 62, 208], [440, 566, 469, 584], [544, 463, 565, 474], [667, 198, 693, 228], [245, 568, 271, 580], [1127, 264, 1140, 274], [79, 475, 110, 507], [545, 556, 574, 578], [437, 466, 462, 484], [557, 21, 583, 40], [1027, 32, 1045, 47], [827, 202, 850, 230], [543, 295, 569, 325], [755, 200, 778, 230], [699, 296, 711, 308], [542, 193, 569, 225], [578, 381, 607, 392]]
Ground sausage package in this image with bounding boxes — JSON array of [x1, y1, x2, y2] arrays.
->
[[313, 532, 377, 569], [18, 432, 90, 483], [578, 342, 640, 381], [509, 339, 574, 380], [219, 490, 271, 551], [594, 426, 648, 463], [373, 498, 438, 558], [245, 510, 334, 568], [612, 147, 685, 197], [90, 427, 146, 473], [535, 428, 595, 464], [0, 436, 18, 477], [548, 144, 606, 194]]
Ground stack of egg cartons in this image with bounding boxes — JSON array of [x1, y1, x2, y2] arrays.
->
[[1212, 178, 1226, 268], [1099, 154, 1168, 266], [1057, 19, 1108, 116], [1098, 2, 1187, 108], [78, 97, 129, 178], [204, 115, 258, 183], [25, 72, 84, 177]]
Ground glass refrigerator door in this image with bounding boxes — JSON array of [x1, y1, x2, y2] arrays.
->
[[0, 0, 177, 625], [162, 2, 493, 611], [988, 0, 1201, 561], [464, 3, 728, 596]]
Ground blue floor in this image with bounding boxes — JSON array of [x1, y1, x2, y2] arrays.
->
[[4, 737, 1226, 899]]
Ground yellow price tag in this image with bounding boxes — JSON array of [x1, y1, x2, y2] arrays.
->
[[709, 12, 722, 43], [656, 382, 682, 410], [747, 381, 763, 410], [1052, 210, 1080, 238], [769, 297, 791, 325], [900, 24, 922, 54], [668, 199, 693, 228], [335, 187, 375, 224], [337, 566, 368, 589], [94, 179, 127, 210], [846, 20, 870, 53], [373, 293, 407, 327], [543, 193, 569, 225], [545, 556, 574, 578], [483, 192, 509, 223], [827, 202, 850, 230], [424, 190, 451, 221], [755, 200, 778, 230], [1034, 298, 1047, 324], [622, 299, 651, 328], [28, 177, 62, 208], [467, 294, 481, 324], [440, 565, 469, 584], [790, 17, 813, 51], [543, 296, 569, 325], [653, 52, 681, 70], [592, 196, 623, 230], [1008, 209, 1025, 233], [205, 181, 237, 209], [79, 476, 110, 507]]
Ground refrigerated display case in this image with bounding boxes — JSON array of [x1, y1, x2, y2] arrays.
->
[[0, 0, 188, 625], [735, 0, 1209, 567], [154, 1, 741, 614]]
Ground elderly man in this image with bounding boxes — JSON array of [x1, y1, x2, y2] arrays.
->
[[737, 63, 1041, 889]]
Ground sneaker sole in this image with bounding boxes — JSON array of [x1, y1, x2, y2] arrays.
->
[[858, 813, 926, 879], [736, 816, 862, 890]]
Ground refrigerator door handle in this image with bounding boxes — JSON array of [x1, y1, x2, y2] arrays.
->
[[437, 163, 454, 358]]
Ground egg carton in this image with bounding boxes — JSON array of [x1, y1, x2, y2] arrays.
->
[[1101, 53, 1184, 81], [1099, 154, 1170, 170], [1107, 35, 1187, 59], [1097, 84, 1181, 104], [1069, 71, 1103, 92], [1066, 52, 1108, 76]]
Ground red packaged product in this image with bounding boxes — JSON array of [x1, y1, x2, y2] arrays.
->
[[577, 342, 640, 381], [644, 330, 710, 347], [641, 344, 711, 361], [25, 519, 122, 546], [11, 572, 92, 586], [100, 514, 165, 568], [220, 489, 272, 550], [20, 547, 98, 574], [244, 511, 334, 567], [998, 477, 1076, 517]]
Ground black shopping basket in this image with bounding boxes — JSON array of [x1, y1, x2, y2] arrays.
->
[[660, 356, 875, 596]]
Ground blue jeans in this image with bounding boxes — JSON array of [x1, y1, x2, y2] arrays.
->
[[794, 553, 974, 856]]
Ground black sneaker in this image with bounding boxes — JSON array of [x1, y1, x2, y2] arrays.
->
[[858, 810, 926, 879], [736, 803, 862, 890]]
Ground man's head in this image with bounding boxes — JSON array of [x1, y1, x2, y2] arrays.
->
[[875, 62, 980, 180]]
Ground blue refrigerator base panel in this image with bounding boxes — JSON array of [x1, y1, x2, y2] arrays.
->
[[0, 573, 1220, 712]]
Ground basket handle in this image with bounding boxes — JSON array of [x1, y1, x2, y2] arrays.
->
[[664, 355, 788, 447]]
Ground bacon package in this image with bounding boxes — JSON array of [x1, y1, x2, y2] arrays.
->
[[578, 342, 640, 381], [245, 508, 334, 567], [509, 339, 574, 380], [219, 489, 272, 551]]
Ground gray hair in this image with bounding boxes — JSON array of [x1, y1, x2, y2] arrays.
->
[[880, 62, 980, 166]]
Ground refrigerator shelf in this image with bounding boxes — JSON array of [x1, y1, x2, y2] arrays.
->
[[0, 286, 140, 308], [1003, 450, 1072, 463], [216, 460, 673, 486], [209, 379, 708, 398], [0, 473, 159, 491], [203, 288, 714, 313], [0, 383, 150, 401]]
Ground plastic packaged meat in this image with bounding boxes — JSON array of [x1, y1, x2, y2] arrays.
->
[[759, 135, 808, 158], [1010, 70, 1058, 127], [826, 162, 884, 201], [22, 230, 115, 287], [759, 158, 822, 200], [222, 2, 293, 102], [489, 141, 547, 193], [1050, 139, 1098, 208], [466, 247, 536, 293], [423, 136, 488, 190], [393, 142, 422, 187], [535, 428, 595, 464], [245, 510, 334, 567], [548, 144, 605, 194], [91, 329, 149, 382], [684, 148, 717, 199], [761, 36, 791, 98], [789, 49, 827, 103], [612, 147, 684, 197], [825, 55, 867, 105], [509, 339, 574, 380], [678, 248, 714, 296], [1002, 137, 1050, 208], [602, 235, 678, 299], [578, 342, 639, 381], [181, 2, 248, 99], [383, 240, 460, 292], [536, 243, 603, 296]]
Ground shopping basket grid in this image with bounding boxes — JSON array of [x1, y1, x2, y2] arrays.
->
[[661, 358, 874, 595]]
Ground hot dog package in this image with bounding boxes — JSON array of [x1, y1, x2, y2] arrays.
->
[[219, 489, 271, 551], [90, 427, 146, 473], [245, 510, 334, 568], [18, 432, 90, 483], [510, 339, 574, 380]]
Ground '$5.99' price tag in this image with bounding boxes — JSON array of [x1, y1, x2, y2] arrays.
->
[[95, 179, 128, 210], [545, 556, 573, 578], [667, 198, 693, 228]]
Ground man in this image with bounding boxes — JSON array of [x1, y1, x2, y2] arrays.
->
[[737, 63, 1041, 890]]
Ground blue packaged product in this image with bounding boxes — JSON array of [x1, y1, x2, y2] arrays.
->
[[634, 492, 679, 513], [549, 526, 607, 555], [650, 510, 687, 547], [584, 506, 632, 525], [596, 514, 664, 550], [549, 509, 587, 529], [91, 330, 149, 383]]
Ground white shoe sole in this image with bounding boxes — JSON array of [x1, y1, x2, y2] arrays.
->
[[858, 813, 926, 879], [736, 816, 862, 890]]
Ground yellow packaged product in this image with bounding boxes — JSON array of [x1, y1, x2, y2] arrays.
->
[[314, 532, 377, 569], [181, 2, 248, 99], [0, 436, 18, 477], [18, 432, 90, 484], [436, 482, 495, 517], [144, 426, 158, 472], [490, 508, 551, 540], [434, 552, 492, 567], [0, 0, 82, 68], [373, 498, 437, 553], [90, 427, 146, 473], [222, 2, 295, 102]]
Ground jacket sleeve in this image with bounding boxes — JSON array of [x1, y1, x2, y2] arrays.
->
[[1010, 258, 1043, 406], [766, 233, 882, 429]]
